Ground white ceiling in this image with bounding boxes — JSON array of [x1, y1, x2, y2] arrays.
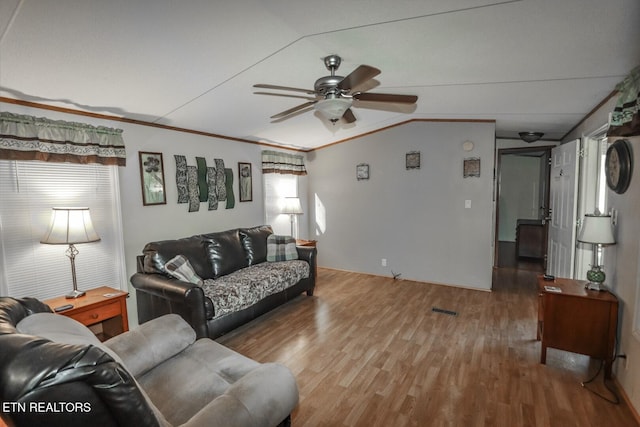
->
[[1, 0, 639, 151]]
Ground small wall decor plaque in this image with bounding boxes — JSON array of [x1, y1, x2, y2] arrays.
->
[[463, 157, 481, 178], [406, 151, 420, 170], [356, 163, 370, 180], [139, 151, 167, 206]]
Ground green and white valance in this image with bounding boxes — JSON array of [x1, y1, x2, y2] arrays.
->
[[607, 66, 640, 137], [261, 150, 307, 175], [0, 112, 126, 166]]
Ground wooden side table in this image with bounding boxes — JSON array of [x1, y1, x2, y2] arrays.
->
[[537, 275, 618, 378], [44, 286, 129, 341]]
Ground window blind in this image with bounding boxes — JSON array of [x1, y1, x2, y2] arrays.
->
[[263, 173, 298, 236], [0, 159, 126, 299]]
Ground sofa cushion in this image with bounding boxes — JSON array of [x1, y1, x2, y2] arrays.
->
[[266, 234, 298, 262], [202, 229, 247, 278], [201, 260, 309, 318], [143, 235, 215, 279], [164, 255, 203, 286], [239, 225, 273, 265]]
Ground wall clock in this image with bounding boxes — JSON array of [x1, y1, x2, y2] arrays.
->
[[605, 139, 633, 194]]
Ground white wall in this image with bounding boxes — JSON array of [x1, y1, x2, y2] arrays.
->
[[306, 120, 496, 290], [564, 96, 640, 416]]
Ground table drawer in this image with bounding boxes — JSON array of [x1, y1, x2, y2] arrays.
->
[[69, 301, 121, 326]]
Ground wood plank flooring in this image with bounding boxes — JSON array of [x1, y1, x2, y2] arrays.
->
[[217, 268, 639, 427]]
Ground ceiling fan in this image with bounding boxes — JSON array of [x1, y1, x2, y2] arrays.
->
[[253, 55, 418, 124]]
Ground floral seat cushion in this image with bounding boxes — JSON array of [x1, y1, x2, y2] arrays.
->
[[201, 260, 310, 318]]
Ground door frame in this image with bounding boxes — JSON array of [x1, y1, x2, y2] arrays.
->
[[494, 145, 556, 269]]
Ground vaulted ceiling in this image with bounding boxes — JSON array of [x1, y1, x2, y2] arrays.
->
[[1, 0, 639, 151]]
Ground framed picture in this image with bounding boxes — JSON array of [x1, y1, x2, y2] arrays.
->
[[138, 152, 167, 206], [463, 157, 481, 178], [406, 151, 420, 170], [238, 162, 253, 202], [356, 163, 369, 180]]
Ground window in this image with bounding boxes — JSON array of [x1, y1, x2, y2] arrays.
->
[[0, 160, 126, 299], [263, 173, 298, 236]]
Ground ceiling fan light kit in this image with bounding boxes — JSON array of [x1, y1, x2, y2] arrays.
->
[[315, 98, 353, 123], [519, 132, 544, 143], [254, 55, 418, 125]]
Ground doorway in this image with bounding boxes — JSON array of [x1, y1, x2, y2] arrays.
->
[[494, 146, 555, 271]]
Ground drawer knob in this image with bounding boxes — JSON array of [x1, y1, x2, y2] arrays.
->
[[91, 314, 99, 319]]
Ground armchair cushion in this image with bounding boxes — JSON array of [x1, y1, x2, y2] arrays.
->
[[137, 337, 298, 427]]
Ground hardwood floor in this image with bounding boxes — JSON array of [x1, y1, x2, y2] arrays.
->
[[218, 268, 639, 427]]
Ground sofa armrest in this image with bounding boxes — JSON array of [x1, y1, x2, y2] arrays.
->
[[105, 314, 196, 378], [296, 246, 316, 270], [130, 272, 210, 338], [179, 363, 298, 427]]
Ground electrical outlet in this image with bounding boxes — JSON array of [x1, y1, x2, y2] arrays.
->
[[381, 258, 387, 267]]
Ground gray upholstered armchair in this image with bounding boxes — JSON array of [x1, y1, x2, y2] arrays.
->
[[0, 297, 298, 427]]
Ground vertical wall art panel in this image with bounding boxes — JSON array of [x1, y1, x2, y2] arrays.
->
[[225, 168, 235, 209], [214, 158, 226, 201], [174, 155, 188, 203], [207, 166, 218, 210], [187, 165, 200, 212], [196, 157, 209, 202]]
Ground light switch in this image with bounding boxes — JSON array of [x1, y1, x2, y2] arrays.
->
[[465, 200, 471, 209]]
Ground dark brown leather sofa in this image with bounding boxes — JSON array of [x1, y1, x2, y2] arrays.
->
[[130, 225, 316, 339]]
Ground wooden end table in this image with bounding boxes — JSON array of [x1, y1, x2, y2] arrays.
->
[[44, 286, 129, 341], [537, 275, 618, 378]]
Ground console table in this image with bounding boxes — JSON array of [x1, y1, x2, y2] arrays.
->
[[537, 276, 618, 378]]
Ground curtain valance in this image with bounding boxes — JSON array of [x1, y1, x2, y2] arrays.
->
[[607, 66, 640, 137], [0, 112, 126, 166], [261, 150, 307, 175]]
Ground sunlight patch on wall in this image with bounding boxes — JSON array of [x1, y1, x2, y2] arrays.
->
[[314, 193, 326, 235]]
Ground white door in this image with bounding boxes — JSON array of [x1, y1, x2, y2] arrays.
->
[[546, 140, 580, 278]]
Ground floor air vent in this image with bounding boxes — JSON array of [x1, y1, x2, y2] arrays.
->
[[432, 307, 458, 316]]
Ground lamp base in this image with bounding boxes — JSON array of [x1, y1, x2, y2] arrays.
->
[[585, 282, 607, 292], [65, 289, 86, 299]]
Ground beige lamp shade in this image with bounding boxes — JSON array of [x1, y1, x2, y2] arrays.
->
[[577, 214, 615, 245], [41, 207, 101, 245], [282, 197, 303, 215]]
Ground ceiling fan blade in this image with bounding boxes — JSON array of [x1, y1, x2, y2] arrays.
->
[[353, 92, 418, 103], [343, 108, 356, 123], [337, 65, 381, 91], [270, 101, 317, 119], [253, 84, 316, 95], [254, 91, 317, 101]]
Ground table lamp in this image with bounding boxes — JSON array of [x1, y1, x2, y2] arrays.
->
[[41, 207, 101, 298], [282, 197, 303, 237], [577, 212, 615, 291]]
